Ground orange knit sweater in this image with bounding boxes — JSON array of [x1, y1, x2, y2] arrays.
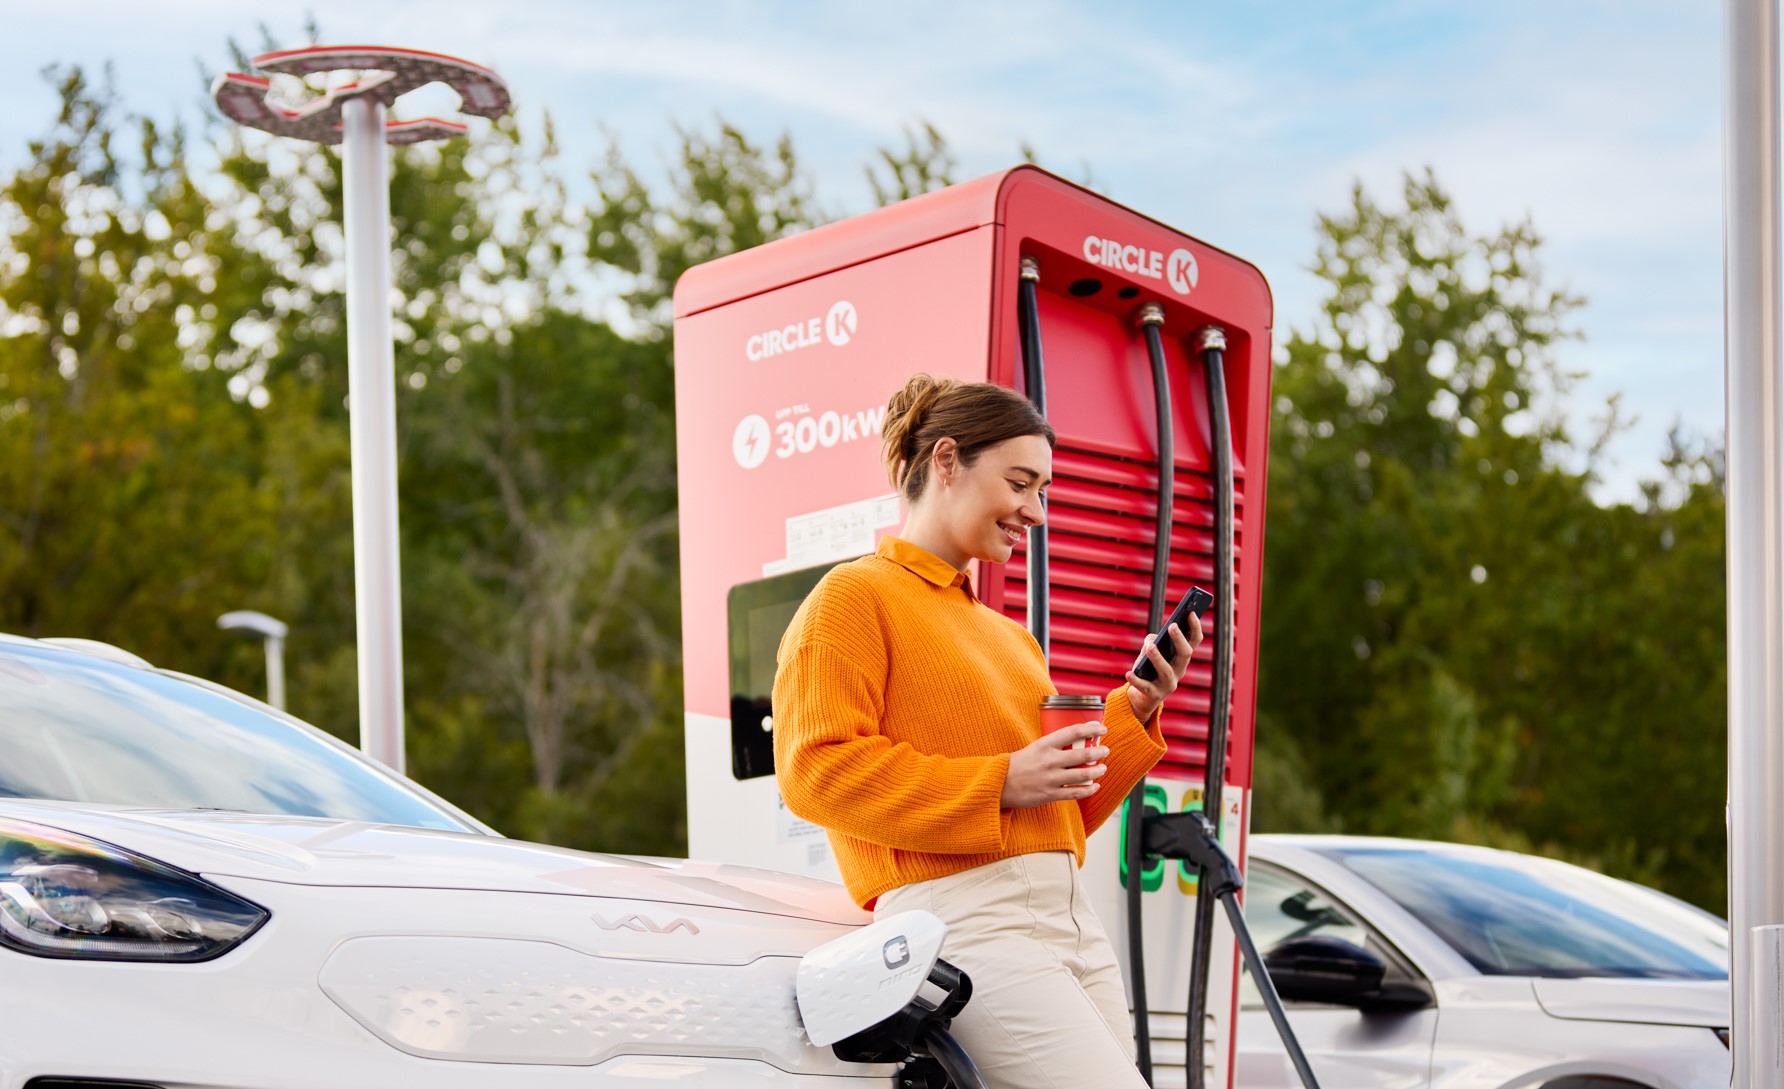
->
[[773, 536, 1167, 909]]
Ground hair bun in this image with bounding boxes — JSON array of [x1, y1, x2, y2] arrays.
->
[[882, 373, 956, 487], [878, 372, 1054, 501]]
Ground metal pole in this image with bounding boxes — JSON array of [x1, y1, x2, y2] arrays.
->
[[1727, 0, 1784, 1078], [341, 96, 406, 772], [264, 633, 286, 712]]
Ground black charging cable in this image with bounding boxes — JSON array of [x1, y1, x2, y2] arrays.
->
[[1124, 303, 1174, 1083], [1016, 256, 1049, 660], [1143, 810, 1324, 1089], [1185, 326, 1237, 1089]]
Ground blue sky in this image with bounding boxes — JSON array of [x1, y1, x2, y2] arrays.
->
[[8, 1, 1722, 501]]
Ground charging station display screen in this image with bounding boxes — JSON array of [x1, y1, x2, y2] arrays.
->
[[726, 561, 848, 780]]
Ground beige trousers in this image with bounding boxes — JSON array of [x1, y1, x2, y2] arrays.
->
[[875, 850, 1148, 1089]]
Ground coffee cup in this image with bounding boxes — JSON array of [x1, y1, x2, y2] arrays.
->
[[1040, 694, 1104, 765]]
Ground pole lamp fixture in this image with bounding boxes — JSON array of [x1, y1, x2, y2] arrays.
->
[[217, 610, 290, 711], [210, 47, 511, 773]]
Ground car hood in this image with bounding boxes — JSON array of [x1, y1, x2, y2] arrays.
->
[[1532, 977, 1729, 1029], [0, 799, 868, 926]]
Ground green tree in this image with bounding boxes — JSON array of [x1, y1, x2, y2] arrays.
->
[[0, 63, 830, 856], [0, 68, 319, 700], [199, 84, 827, 851], [1255, 170, 1728, 909], [589, 123, 821, 335], [868, 121, 955, 206]]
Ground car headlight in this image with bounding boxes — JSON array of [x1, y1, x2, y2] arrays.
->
[[0, 816, 267, 961]]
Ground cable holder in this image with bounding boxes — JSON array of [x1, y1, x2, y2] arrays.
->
[[831, 959, 985, 1089], [1142, 811, 1324, 1089], [1019, 256, 1041, 282], [1136, 302, 1167, 327], [1193, 324, 1228, 353]]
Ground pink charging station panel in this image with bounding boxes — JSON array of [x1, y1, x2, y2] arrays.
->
[[674, 165, 1273, 794]]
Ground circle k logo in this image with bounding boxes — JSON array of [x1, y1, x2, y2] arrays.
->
[[1083, 236, 1200, 297], [825, 300, 858, 346], [746, 300, 859, 360], [1166, 249, 1199, 295]]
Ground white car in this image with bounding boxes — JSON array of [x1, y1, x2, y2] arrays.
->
[[0, 634, 964, 1088], [1238, 835, 1732, 1088]]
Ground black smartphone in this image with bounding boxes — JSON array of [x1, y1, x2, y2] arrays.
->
[[1132, 586, 1214, 683]]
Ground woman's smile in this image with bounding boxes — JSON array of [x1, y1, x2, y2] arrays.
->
[[900, 432, 1052, 571]]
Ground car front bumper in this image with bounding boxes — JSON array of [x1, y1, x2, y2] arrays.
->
[[1, 876, 894, 1088]]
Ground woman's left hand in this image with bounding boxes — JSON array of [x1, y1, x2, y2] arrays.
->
[[1125, 615, 1203, 721]]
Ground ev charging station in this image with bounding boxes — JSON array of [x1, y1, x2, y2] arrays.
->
[[673, 167, 1274, 1088]]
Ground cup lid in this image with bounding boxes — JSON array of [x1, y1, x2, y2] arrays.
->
[[1041, 694, 1104, 709]]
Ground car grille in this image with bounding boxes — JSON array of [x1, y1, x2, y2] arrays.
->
[[318, 934, 861, 1074]]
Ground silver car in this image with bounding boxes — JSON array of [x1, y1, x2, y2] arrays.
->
[[1238, 835, 1730, 1089]]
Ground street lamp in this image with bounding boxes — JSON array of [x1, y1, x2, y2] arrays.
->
[[211, 46, 511, 773], [217, 610, 289, 711]]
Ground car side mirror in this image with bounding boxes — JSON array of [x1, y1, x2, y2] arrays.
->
[[1263, 935, 1387, 1006]]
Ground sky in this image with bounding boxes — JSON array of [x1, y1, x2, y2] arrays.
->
[[6, 1, 1724, 501]]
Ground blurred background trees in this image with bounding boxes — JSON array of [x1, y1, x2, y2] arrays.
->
[[1253, 171, 1727, 902], [0, 63, 1728, 907]]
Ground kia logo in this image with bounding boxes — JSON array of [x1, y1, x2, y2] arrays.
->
[[592, 912, 700, 935], [883, 935, 910, 969]]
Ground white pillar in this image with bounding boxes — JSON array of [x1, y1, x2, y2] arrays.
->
[[264, 633, 287, 712], [1754, 925, 1784, 1086], [1726, 0, 1784, 1079], [340, 96, 405, 773]]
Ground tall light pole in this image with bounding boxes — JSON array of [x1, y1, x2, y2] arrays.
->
[[212, 47, 511, 773], [217, 610, 289, 710], [1725, 1, 1784, 1081]]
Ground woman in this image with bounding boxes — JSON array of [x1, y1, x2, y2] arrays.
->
[[773, 373, 1199, 1087]]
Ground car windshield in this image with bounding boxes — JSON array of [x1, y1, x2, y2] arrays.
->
[[1316, 845, 1728, 980], [0, 641, 474, 832]]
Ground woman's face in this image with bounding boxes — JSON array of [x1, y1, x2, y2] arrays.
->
[[930, 433, 1052, 566]]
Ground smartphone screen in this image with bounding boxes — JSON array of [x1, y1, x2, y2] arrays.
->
[[1133, 586, 1214, 683]]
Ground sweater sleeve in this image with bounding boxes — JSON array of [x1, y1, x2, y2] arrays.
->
[[1077, 683, 1168, 837], [773, 639, 1013, 854]]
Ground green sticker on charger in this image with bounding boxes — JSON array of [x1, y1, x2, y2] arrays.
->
[[1177, 787, 1205, 895], [1118, 783, 1170, 891]]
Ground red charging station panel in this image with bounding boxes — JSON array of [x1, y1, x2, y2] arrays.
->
[[675, 166, 1273, 1088], [675, 165, 1272, 797]]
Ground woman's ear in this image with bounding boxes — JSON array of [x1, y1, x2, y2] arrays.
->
[[931, 438, 959, 485]]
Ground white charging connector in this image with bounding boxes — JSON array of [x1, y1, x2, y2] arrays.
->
[[795, 910, 948, 1047]]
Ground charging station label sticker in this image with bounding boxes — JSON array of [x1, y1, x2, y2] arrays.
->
[[764, 494, 901, 575]]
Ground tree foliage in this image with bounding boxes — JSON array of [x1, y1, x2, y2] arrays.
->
[[1254, 171, 1727, 908], [0, 65, 823, 855], [0, 66, 1729, 909]]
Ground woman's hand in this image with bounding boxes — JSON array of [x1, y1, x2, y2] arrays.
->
[[1125, 615, 1203, 722], [1000, 723, 1111, 809]]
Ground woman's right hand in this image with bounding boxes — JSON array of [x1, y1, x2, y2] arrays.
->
[[1000, 723, 1111, 808]]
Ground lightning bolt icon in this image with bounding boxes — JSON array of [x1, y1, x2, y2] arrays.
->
[[734, 414, 772, 468]]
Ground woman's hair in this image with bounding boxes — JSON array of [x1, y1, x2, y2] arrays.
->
[[881, 374, 1056, 502]]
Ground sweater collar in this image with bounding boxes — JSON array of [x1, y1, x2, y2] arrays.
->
[[877, 536, 977, 600]]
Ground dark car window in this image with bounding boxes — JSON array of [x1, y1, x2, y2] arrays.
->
[[0, 642, 474, 832], [1241, 862, 1427, 1008], [1321, 846, 1728, 980]]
